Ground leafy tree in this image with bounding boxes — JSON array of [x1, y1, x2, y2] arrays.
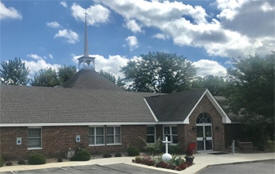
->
[[0, 58, 29, 85], [121, 52, 196, 93], [226, 54, 274, 149], [58, 65, 76, 85], [191, 75, 229, 96], [31, 68, 60, 87], [99, 70, 116, 83]]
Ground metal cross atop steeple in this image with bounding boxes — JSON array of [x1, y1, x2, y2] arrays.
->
[[78, 11, 95, 70]]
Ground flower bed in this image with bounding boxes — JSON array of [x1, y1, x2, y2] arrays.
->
[[132, 155, 193, 171]]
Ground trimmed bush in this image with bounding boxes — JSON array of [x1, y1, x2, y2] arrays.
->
[[71, 148, 91, 161], [103, 153, 112, 158], [114, 152, 122, 157], [17, 160, 26, 165], [5, 161, 13, 166], [28, 153, 46, 165], [127, 147, 140, 156], [0, 156, 4, 167]]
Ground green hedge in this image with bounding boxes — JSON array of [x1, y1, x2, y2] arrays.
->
[[71, 148, 91, 161], [0, 156, 4, 167], [127, 147, 140, 156], [28, 153, 46, 165]]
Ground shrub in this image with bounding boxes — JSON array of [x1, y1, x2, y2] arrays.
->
[[71, 148, 91, 161], [17, 160, 26, 165], [161, 144, 182, 154], [103, 153, 112, 158], [0, 156, 4, 167], [144, 139, 162, 155], [127, 147, 140, 156], [57, 158, 63, 162], [114, 152, 122, 157], [28, 153, 46, 165], [5, 161, 13, 166]]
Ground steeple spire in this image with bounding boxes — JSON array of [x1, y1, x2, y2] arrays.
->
[[78, 10, 95, 71], [84, 11, 88, 57]]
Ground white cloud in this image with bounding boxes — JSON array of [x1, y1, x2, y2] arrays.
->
[[73, 54, 132, 78], [23, 59, 61, 77], [60, 1, 67, 8], [125, 36, 138, 50], [71, 3, 110, 25], [125, 20, 142, 33], [0, 1, 22, 20], [99, 0, 275, 58], [48, 54, 53, 59], [27, 54, 44, 60], [46, 21, 61, 28], [193, 59, 227, 77], [54, 29, 79, 44], [153, 33, 168, 40]]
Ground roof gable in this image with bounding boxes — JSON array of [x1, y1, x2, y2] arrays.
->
[[145, 89, 205, 122], [145, 89, 231, 124]]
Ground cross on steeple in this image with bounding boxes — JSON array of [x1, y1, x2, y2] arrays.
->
[[78, 11, 96, 70]]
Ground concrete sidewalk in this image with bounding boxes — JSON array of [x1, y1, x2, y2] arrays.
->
[[0, 152, 274, 174]]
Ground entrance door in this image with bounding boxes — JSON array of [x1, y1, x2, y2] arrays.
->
[[196, 113, 213, 151]]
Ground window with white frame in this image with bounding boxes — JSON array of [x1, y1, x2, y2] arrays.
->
[[28, 128, 42, 149], [163, 126, 178, 144], [106, 127, 121, 145], [89, 127, 104, 145], [146, 126, 156, 143]]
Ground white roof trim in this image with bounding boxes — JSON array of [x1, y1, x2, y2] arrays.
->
[[144, 98, 159, 122], [205, 89, 231, 124], [0, 121, 188, 127], [183, 89, 231, 124], [183, 90, 207, 124]]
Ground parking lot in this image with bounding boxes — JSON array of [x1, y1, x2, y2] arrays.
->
[[198, 160, 275, 174], [0, 164, 173, 174]]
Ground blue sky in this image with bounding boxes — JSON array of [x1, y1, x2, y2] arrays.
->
[[1, 0, 274, 78]]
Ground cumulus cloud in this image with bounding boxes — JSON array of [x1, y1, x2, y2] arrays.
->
[[99, 0, 275, 58], [0, 1, 22, 20], [23, 59, 61, 77], [125, 20, 142, 33], [27, 54, 44, 60], [125, 36, 138, 50], [71, 3, 110, 25], [54, 29, 79, 44], [73, 54, 132, 78], [193, 59, 227, 77], [46, 21, 61, 28], [153, 33, 169, 40], [60, 1, 67, 8]]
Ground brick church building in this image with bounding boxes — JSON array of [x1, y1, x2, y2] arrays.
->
[[0, 14, 231, 159]]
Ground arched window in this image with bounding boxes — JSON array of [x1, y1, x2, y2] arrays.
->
[[196, 113, 212, 124]]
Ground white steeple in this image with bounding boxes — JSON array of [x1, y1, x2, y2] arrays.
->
[[78, 11, 95, 71]]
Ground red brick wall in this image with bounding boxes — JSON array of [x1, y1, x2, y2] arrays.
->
[[1, 127, 28, 159], [0, 125, 146, 159], [184, 95, 225, 151]]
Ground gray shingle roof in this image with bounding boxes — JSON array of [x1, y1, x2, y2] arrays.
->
[[0, 85, 156, 124], [63, 69, 122, 91], [145, 89, 206, 121]]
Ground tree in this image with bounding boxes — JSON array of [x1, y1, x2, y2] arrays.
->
[[226, 54, 274, 149], [0, 58, 29, 85], [31, 68, 60, 87], [99, 70, 116, 83], [191, 75, 229, 96], [121, 52, 196, 93], [58, 65, 76, 85]]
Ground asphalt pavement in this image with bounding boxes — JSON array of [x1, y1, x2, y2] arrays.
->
[[198, 160, 275, 174], [0, 163, 173, 174]]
